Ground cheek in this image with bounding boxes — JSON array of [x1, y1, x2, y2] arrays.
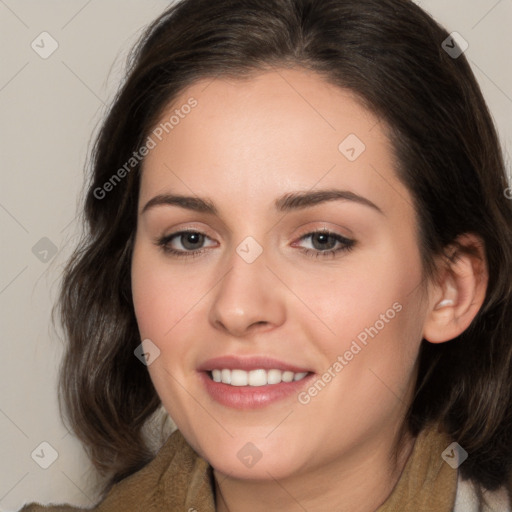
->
[[131, 245, 206, 339], [290, 237, 426, 426], [131, 247, 200, 416], [131, 261, 170, 339], [131, 245, 218, 399], [290, 240, 424, 350]]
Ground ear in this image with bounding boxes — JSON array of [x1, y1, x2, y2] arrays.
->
[[423, 233, 488, 344]]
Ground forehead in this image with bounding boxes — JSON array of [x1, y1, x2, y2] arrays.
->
[[139, 68, 412, 219]]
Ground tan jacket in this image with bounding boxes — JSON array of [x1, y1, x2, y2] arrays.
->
[[20, 422, 512, 512]]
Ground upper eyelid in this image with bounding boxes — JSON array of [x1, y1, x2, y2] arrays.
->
[[160, 229, 217, 244], [294, 231, 354, 248]]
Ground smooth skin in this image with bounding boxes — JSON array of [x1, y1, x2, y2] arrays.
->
[[131, 69, 488, 512]]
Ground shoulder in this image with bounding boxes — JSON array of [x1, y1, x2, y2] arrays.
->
[[18, 429, 211, 512], [453, 472, 512, 512]]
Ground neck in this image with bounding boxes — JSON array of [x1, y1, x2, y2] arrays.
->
[[214, 424, 416, 512]]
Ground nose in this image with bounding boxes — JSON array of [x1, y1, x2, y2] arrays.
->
[[208, 247, 286, 338]]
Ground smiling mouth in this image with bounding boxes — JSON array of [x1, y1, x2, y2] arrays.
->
[[208, 368, 310, 386]]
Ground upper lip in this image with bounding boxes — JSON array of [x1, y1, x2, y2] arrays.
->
[[197, 355, 312, 373]]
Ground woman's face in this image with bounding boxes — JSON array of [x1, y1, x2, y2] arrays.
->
[[131, 69, 430, 480]]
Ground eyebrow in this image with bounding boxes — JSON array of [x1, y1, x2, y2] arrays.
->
[[141, 189, 383, 215]]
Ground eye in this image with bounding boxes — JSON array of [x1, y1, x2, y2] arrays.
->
[[156, 230, 217, 257], [294, 230, 355, 258], [155, 228, 355, 260]]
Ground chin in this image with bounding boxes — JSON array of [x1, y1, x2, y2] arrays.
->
[[198, 437, 309, 481], [210, 456, 304, 481]]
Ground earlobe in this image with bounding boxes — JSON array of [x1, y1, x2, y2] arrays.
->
[[423, 234, 488, 344]]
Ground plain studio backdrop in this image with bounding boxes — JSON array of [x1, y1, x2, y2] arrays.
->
[[0, 0, 511, 510]]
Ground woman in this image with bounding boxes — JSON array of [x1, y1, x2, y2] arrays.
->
[[21, 0, 512, 510]]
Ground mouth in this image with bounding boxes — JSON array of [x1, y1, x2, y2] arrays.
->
[[197, 355, 315, 409], [208, 368, 309, 386]]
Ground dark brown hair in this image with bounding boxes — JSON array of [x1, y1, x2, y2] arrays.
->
[[57, 0, 512, 500]]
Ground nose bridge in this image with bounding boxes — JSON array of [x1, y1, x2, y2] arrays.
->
[[208, 238, 286, 336]]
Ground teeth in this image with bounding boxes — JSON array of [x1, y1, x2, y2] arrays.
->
[[231, 369, 248, 386], [221, 369, 231, 384], [282, 371, 294, 383], [209, 369, 308, 386], [267, 369, 282, 385], [248, 369, 267, 386]]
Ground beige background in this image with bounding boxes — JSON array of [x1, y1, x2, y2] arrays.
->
[[1, 0, 511, 509]]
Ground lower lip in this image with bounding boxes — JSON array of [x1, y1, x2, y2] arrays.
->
[[199, 371, 314, 409]]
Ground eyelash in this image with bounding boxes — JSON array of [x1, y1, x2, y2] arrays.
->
[[156, 229, 355, 260]]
